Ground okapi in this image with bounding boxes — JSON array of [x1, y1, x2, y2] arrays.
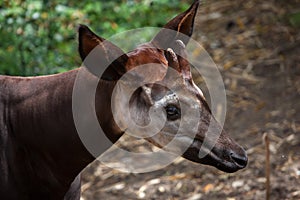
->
[[0, 1, 247, 199]]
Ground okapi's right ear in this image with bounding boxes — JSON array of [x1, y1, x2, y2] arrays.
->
[[151, 0, 200, 48], [78, 24, 128, 80]]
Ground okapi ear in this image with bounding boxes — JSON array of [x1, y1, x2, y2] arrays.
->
[[78, 24, 101, 61], [78, 25, 128, 80], [151, 0, 200, 48]]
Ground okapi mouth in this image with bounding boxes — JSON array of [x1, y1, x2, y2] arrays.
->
[[182, 138, 248, 173]]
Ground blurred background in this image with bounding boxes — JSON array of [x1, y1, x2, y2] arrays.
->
[[1, 0, 300, 199], [0, 0, 190, 75]]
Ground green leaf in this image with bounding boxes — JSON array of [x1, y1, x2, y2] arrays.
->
[[289, 12, 300, 28]]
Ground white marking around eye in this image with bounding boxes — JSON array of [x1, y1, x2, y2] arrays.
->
[[154, 93, 179, 107]]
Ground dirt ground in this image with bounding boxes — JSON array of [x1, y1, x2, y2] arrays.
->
[[81, 0, 300, 199]]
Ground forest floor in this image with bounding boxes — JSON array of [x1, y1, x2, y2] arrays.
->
[[81, 0, 300, 199]]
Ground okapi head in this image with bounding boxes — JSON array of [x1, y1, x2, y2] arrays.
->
[[77, 0, 247, 173]]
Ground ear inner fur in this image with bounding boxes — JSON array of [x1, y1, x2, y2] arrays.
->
[[78, 24, 129, 80], [151, 0, 200, 48]]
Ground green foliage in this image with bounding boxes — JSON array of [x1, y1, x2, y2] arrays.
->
[[288, 11, 300, 28], [0, 0, 191, 76]]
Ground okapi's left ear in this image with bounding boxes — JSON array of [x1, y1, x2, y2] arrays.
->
[[78, 24, 128, 80], [151, 0, 200, 48]]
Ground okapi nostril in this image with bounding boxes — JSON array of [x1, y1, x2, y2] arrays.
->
[[230, 152, 248, 168]]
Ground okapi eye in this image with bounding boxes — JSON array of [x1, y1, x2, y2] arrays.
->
[[165, 105, 181, 120]]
